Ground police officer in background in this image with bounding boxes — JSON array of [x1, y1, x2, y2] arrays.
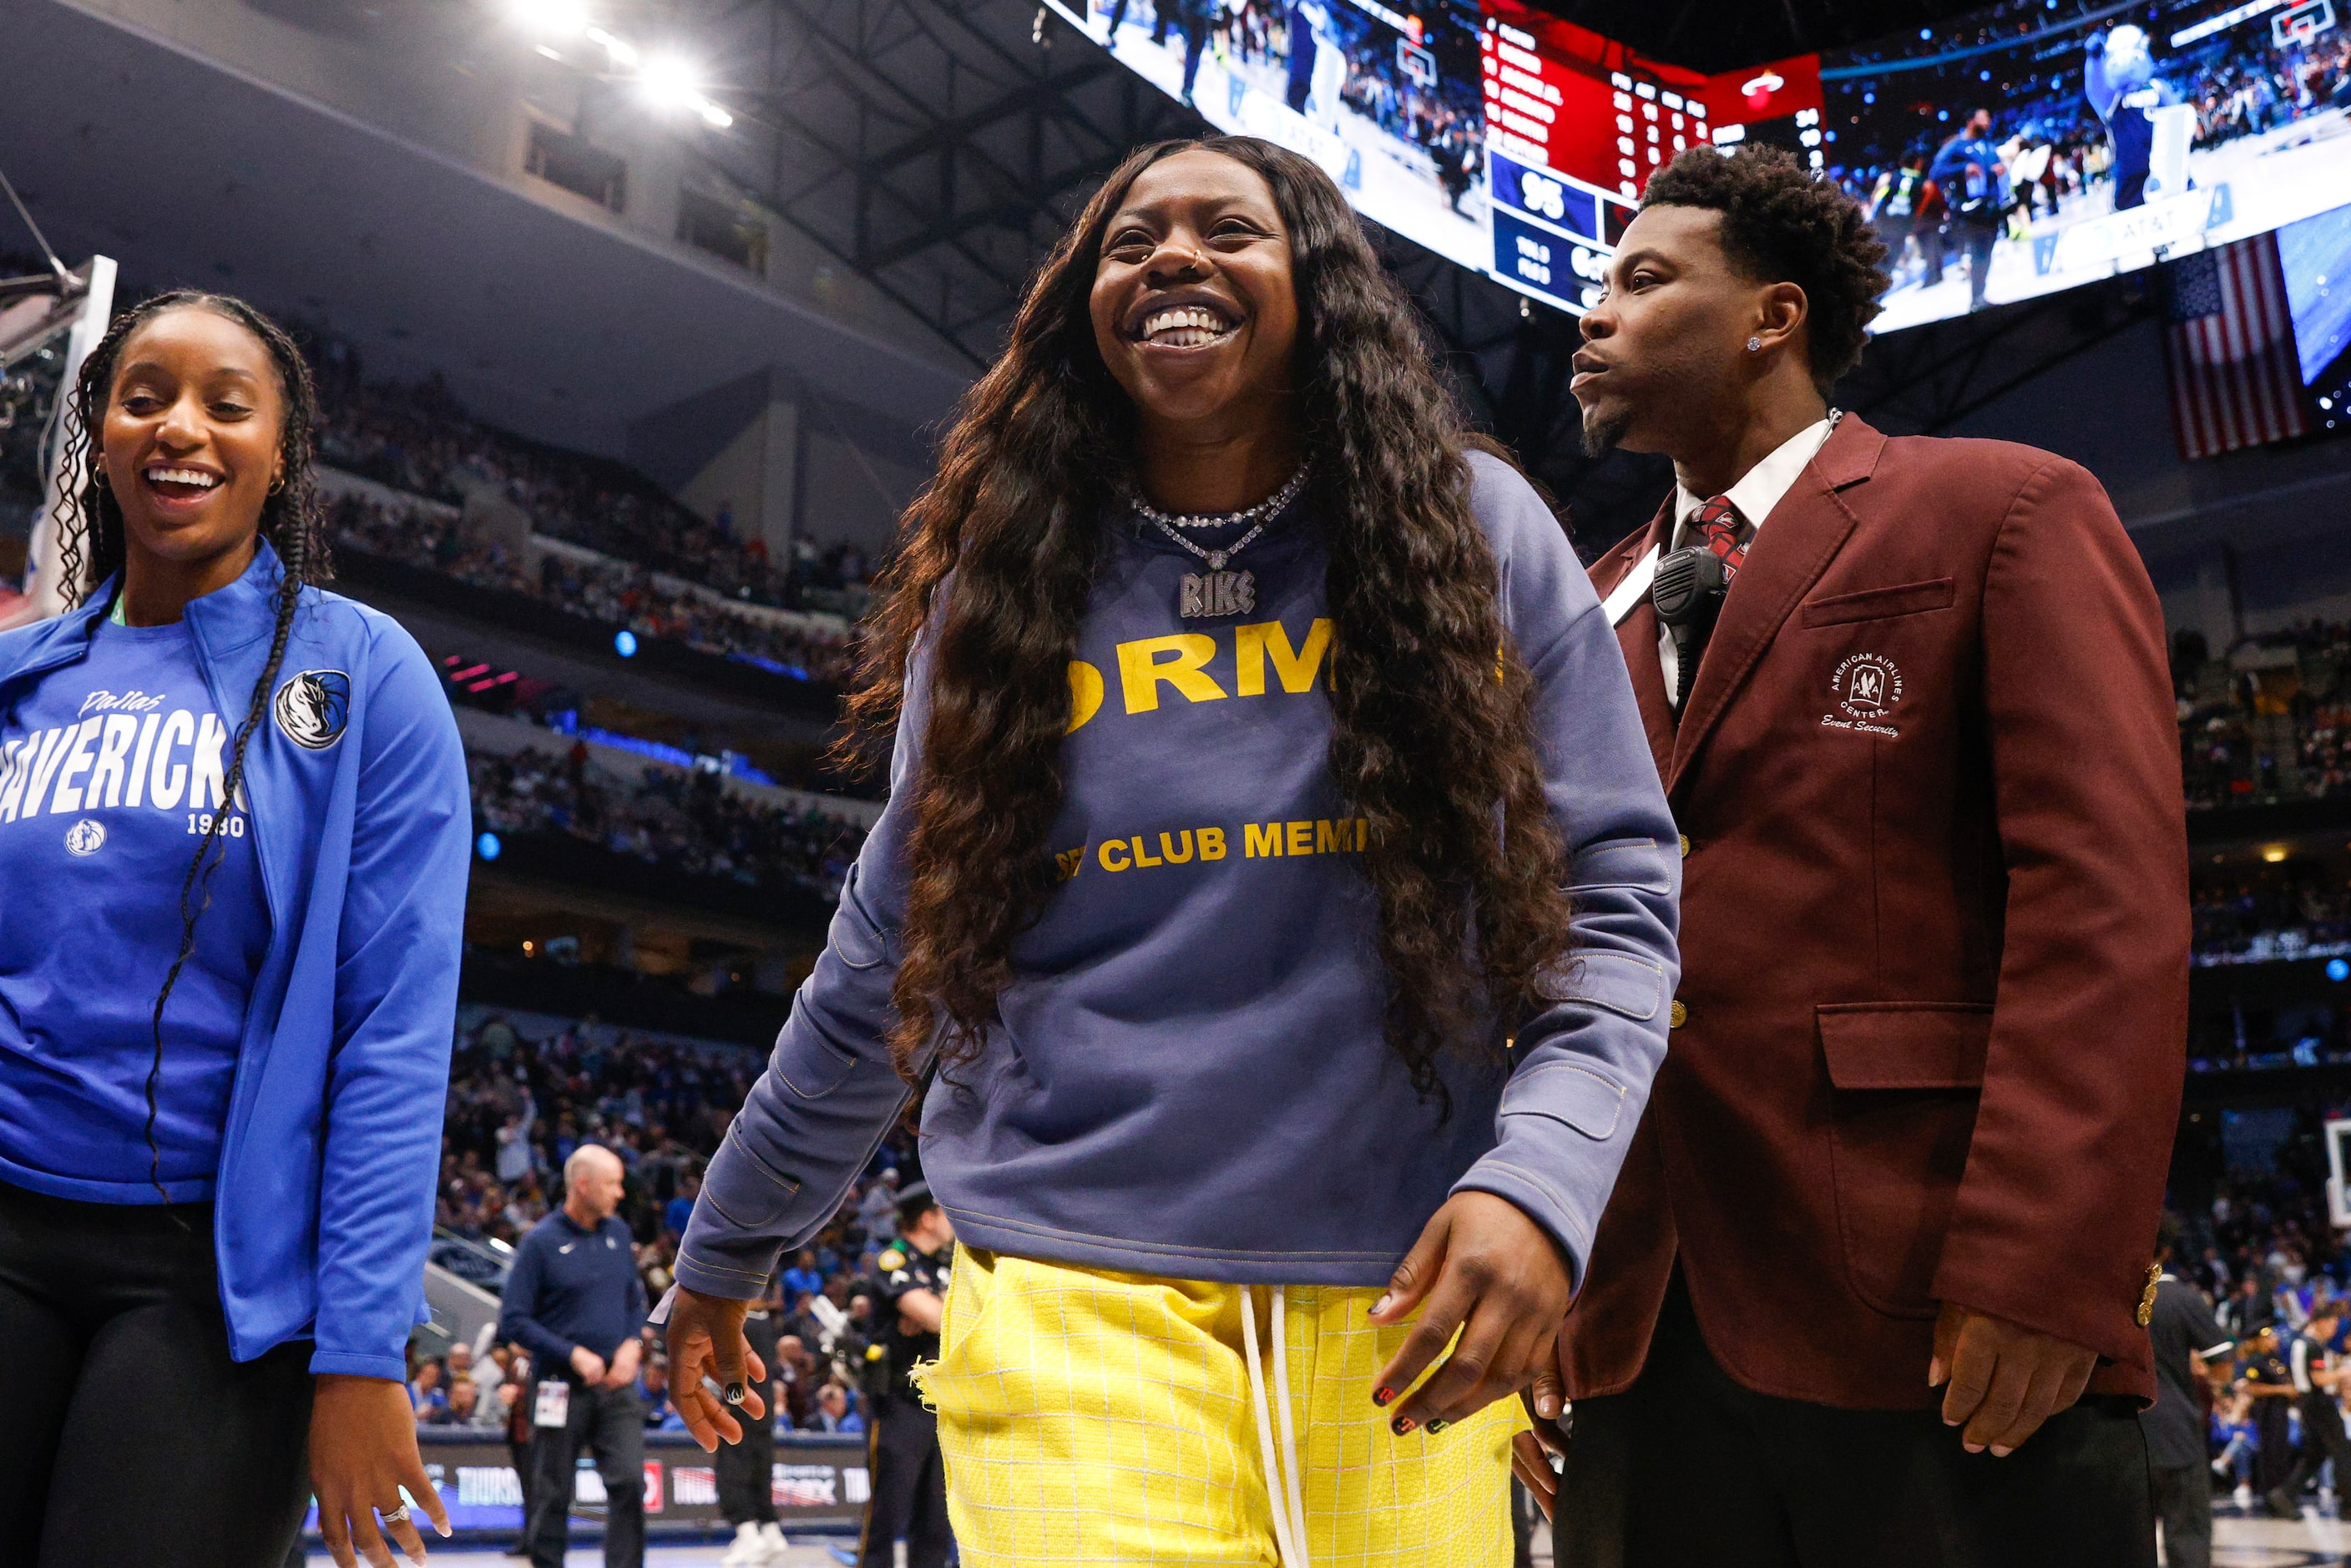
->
[[859, 1182, 955, 1568], [717, 1273, 787, 1566]]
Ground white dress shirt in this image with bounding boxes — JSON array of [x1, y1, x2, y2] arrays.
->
[[1658, 416, 1837, 708]]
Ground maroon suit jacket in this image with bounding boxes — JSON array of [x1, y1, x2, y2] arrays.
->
[[1565, 414, 2187, 1409]]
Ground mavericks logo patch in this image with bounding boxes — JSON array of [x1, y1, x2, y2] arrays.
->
[[273, 670, 351, 751], [63, 818, 105, 856]]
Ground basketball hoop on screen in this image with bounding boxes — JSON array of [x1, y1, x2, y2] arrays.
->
[[0, 161, 116, 631], [2273, 0, 2337, 50], [2326, 1118, 2351, 1228]]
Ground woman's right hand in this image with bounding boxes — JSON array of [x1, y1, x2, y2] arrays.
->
[[310, 1374, 454, 1566], [666, 1285, 768, 1451]]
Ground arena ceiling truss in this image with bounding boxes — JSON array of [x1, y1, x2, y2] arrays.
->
[[645, 0, 2148, 544], [664, 0, 1196, 367]]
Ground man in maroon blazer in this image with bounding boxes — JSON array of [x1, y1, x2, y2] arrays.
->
[[1514, 147, 2187, 1565]]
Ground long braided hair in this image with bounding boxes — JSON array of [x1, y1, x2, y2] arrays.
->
[[849, 136, 1576, 1108], [50, 291, 332, 1204]]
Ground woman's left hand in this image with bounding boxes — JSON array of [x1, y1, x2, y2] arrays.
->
[[310, 1373, 454, 1567], [1368, 1191, 1572, 1436]]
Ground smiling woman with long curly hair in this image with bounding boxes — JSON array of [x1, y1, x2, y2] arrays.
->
[[666, 136, 1681, 1566]]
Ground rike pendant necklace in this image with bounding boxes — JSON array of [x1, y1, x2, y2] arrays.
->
[[1130, 466, 1308, 620]]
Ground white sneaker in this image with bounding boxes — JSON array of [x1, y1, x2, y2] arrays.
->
[[2236, 1484, 2255, 1509], [758, 1521, 791, 1562], [721, 1521, 769, 1567]]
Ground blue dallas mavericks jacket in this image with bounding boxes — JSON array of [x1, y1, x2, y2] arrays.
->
[[0, 543, 470, 1380], [678, 452, 1681, 1299]]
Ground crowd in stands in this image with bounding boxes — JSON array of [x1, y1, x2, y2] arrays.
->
[[326, 488, 862, 687], [2161, 1100, 2351, 1511], [2180, 25, 2351, 149], [467, 741, 867, 902], [1833, 13, 2351, 296], [2177, 621, 2351, 809], [2195, 864, 2351, 969], [314, 372, 875, 604], [422, 1009, 921, 1436]]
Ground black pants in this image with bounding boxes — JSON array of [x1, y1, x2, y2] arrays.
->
[[2254, 1394, 2296, 1493], [718, 1379, 777, 1525], [1955, 217, 1999, 307], [1917, 224, 1945, 284], [2278, 1389, 2351, 1500], [0, 1180, 315, 1568], [860, 1394, 952, 1568], [524, 1378, 645, 1568], [1557, 1278, 2155, 1568], [2149, 1464, 2212, 1568]]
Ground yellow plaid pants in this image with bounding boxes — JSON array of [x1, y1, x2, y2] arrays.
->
[[914, 1246, 1518, 1567]]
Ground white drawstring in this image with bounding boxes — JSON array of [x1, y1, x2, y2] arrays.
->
[[1268, 1288, 1310, 1565], [1239, 1284, 1311, 1568]]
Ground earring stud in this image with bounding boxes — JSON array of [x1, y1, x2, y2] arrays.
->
[[1747, 336, 1762, 352]]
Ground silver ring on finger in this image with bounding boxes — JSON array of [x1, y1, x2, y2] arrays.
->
[[380, 1505, 411, 1528]]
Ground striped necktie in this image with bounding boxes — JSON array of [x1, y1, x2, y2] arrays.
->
[[1691, 493, 1747, 576]]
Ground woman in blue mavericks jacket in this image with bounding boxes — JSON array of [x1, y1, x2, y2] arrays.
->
[[0, 294, 471, 1567]]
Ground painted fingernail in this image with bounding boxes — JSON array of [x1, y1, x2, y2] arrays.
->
[[1373, 1386, 1395, 1407], [1426, 1419, 1450, 1434], [1372, 1294, 1393, 1316], [1535, 1393, 1561, 1419], [1391, 1415, 1417, 1435], [723, 1382, 746, 1405]]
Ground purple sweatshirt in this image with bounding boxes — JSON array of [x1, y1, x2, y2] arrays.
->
[[676, 452, 1679, 1296]]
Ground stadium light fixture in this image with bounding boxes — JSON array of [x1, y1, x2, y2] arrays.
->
[[513, 0, 588, 34], [504, 9, 731, 131], [584, 25, 639, 66], [636, 54, 732, 128], [639, 54, 700, 109]]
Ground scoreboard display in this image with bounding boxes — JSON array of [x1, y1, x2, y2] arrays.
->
[[1051, 0, 1821, 317], [1478, 1, 1711, 313]]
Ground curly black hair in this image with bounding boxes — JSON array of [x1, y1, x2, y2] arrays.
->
[[1641, 145, 1890, 387]]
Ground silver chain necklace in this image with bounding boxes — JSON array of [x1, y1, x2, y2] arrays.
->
[[1128, 464, 1308, 531], [1129, 466, 1307, 620]]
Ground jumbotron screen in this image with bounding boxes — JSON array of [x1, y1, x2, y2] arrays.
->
[[1042, 0, 2351, 330]]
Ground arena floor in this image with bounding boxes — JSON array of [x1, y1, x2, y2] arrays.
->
[[2208, 1500, 2351, 1564], [296, 1507, 2351, 1564], [298, 1526, 1566, 1565]]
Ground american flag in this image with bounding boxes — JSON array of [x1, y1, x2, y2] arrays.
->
[[2163, 231, 2309, 460]]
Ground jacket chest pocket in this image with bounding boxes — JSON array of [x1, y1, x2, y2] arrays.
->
[[1800, 578, 1955, 628], [1818, 1003, 1988, 1319]]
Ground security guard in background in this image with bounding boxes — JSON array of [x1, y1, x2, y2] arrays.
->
[[859, 1181, 955, 1568]]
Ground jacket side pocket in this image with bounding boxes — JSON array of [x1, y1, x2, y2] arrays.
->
[[1818, 1003, 1990, 1318]]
